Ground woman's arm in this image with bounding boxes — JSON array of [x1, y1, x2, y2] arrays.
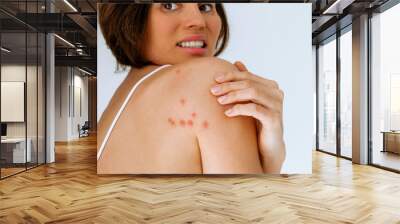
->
[[210, 60, 286, 173]]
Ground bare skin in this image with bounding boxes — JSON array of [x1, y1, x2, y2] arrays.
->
[[98, 57, 263, 174]]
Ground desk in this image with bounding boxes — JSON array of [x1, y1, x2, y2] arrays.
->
[[1, 138, 31, 163], [381, 131, 400, 154]]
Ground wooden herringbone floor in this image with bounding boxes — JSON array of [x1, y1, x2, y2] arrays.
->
[[0, 135, 400, 223]]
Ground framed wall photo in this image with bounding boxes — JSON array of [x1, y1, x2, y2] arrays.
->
[[1, 81, 25, 122]]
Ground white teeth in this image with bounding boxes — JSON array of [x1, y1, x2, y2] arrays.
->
[[178, 41, 204, 48]]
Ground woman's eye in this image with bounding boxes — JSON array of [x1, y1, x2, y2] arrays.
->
[[162, 3, 178, 11], [199, 4, 213, 12]]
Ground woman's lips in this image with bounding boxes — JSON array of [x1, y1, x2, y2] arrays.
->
[[177, 46, 207, 56]]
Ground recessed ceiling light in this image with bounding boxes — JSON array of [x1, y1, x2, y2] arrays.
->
[[63, 0, 78, 12], [1, 47, 11, 53], [54, 34, 75, 48], [78, 67, 93, 76], [323, 0, 354, 15]]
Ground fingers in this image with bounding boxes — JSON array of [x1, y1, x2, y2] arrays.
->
[[216, 85, 264, 106], [210, 80, 252, 96], [216, 85, 283, 113], [224, 103, 273, 124], [234, 61, 248, 72], [215, 70, 248, 83], [215, 70, 278, 89], [211, 80, 284, 113], [212, 61, 284, 117]]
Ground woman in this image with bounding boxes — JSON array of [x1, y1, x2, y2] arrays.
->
[[97, 3, 285, 174]]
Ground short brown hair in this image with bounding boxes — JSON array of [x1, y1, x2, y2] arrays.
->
[[99, 3, 229, 68]]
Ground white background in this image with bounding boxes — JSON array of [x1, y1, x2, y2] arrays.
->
[[97, 3, 313, 174]]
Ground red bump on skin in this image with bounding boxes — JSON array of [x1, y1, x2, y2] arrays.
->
[[168, 117, 176, 126], [202, 120, 209, 129], [176, 68, 181, 74], [187, 120, 193, 127], [191, 112, 197, 118], [179, 119, 186, 127], [180, 98, 186, 106]]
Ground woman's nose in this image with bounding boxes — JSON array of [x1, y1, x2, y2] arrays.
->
[[182, 5, 206, 30]]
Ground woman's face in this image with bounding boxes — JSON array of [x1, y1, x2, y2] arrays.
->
[[144, 3, 222, 65]]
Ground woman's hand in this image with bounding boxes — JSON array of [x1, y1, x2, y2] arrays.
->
[[210, 61, 286, 173]]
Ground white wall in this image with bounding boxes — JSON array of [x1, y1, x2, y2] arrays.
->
[[72, 72, 89, 137], [54, 67, 89, 141], [97, 29, 128, 120], [97, 3, 313, 174], [55, 67, 69, 141]]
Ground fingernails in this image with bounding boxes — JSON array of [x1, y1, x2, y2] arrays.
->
[[217, 95, 226, 104], [215, 74, 225, 82], [210, 85, 221, 94], [225, 108, 233, 116]]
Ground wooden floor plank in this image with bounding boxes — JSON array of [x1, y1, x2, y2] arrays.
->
[[0, 135, 399, 223]]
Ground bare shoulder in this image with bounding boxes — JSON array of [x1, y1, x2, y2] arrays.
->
[[135, 57, 238, 115], [140, 57, 263, 174], [141, 57, 239, 123], [147, 57, 238, 106]]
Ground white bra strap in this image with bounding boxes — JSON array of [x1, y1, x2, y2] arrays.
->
[[97, 64, 171, 160]]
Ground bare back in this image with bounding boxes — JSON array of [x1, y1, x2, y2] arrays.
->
[[98, 57, 263, 174]]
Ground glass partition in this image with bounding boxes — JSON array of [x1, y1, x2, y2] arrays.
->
[[1, 30, 28, 177], [27, 31, 38, 169], [339, 28, 352, 158], [0, 1, 46, 179], [26, 0, 42, 169], [38, 32, 45, 165], [317, 36, 337, 155]]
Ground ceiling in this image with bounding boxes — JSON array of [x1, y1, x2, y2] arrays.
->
[[0, 0, 97, 74]]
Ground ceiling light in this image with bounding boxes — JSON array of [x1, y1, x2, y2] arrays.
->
[[63, 0, 78, 12], [1, 47, 11, 53], [54, 34, 75, 48], [323, 0, 354, 15], [78, 67, 92, 76]]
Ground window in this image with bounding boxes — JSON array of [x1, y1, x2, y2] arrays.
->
[[339, 28, 352, 158], [371, 2, 400, 171], [318, 36, 337, 154]]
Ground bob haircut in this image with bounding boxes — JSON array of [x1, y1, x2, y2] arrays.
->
[[99, 3, 229, 68]]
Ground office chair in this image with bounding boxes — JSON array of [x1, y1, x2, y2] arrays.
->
[[79, 121, 90, 138]]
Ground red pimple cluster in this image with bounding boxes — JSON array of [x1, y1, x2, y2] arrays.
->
[[167, 99, 209, 129]]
